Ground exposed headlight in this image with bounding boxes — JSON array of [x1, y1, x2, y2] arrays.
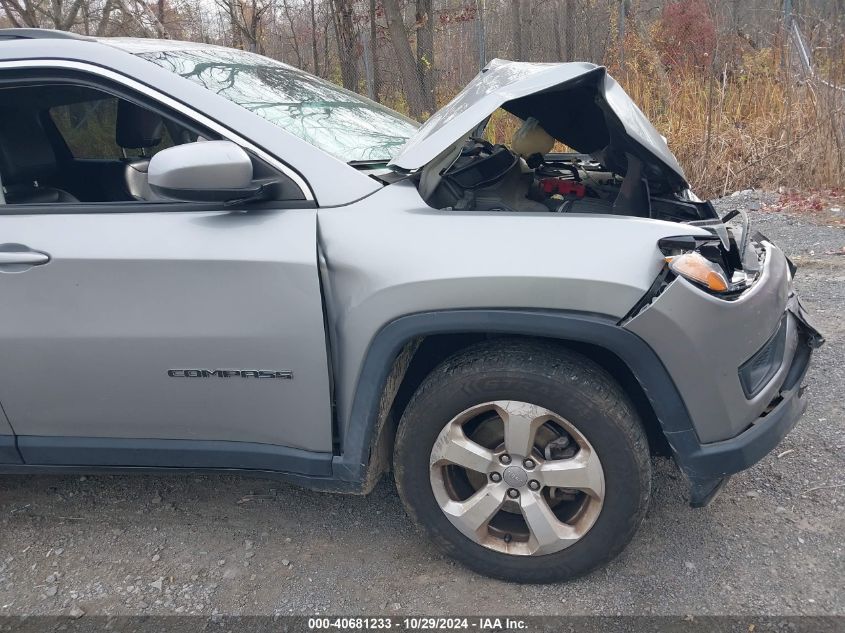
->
[[665, 252, 729, 292]]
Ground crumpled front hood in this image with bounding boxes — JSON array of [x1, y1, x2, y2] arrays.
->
[[389, 59, 688, 192]]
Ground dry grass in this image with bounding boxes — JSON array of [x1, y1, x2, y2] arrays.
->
[[618, 56, 845, 197]]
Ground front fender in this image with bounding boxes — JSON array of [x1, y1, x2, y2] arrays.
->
[[318, 180, 712, 440], [330, 309, 697, 488]]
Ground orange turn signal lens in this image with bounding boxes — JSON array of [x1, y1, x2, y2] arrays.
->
[[666, 252, 729, 292]]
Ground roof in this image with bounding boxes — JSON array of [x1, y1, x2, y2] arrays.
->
[[99, 37, 230, 55], [0, 28, 92, 41], [0, 28, 222, 55]]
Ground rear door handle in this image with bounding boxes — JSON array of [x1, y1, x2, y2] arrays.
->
[[0, 244, 51, 269]]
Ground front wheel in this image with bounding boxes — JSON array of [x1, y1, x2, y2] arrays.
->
[[393, 339, 651, 583]]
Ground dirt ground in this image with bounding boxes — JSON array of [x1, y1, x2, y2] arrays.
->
[[0, 194, 842, 617]]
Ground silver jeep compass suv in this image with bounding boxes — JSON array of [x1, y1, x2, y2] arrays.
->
[[0, 28, 823, 583]]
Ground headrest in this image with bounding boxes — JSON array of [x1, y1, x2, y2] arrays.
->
[[0, 109, 57, 185], [116, 100, 164, 149]]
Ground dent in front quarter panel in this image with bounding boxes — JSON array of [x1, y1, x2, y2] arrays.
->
[[317, 180, 714, 436]]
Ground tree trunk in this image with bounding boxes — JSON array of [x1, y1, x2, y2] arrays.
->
[[331, 0, 360, 91], [512, 0, 522, 60], [222, 0, 241, 48], [0, 0, 38, 27], [476, 0, 486, 70], [383, 0, 429, 119], [552, 0, 563, 61], [415, 0, 435, 113], [245, 1, 259, 52], [564, 0, 576, 61], [369, 0, 381, 99], [521, 0, 533, 61], [310, 0, 320, 76], [96, 0, 115, 36], [322, 18, 329, 80], [282, 0, 303, 68], [81, 0, 90, 34]]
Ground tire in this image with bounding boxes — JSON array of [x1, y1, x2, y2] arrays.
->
[[393, 338, 651, 583]]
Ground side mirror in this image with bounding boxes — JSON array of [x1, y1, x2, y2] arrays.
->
[[148, 140, 261, 202]]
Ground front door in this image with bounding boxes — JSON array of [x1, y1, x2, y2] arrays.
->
[[0, 209, 332, 454], [0, 76, 333, 472]]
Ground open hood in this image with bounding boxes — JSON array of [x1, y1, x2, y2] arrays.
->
[[389, 59, 688, 192]]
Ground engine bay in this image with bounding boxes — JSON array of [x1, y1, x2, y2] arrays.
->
[[418, 117, 717, 224], [424, 137, 715, 223]]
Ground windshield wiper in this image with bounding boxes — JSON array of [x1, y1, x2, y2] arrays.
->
[[348, 159, 392, 167]]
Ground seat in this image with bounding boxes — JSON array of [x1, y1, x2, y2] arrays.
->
[[116, 100, 165, 201], [0, 109, 79, 204]]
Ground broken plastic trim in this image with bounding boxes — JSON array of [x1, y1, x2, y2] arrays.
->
[[618, 264, 672, 324], [656, 234, 718, 252], [721, 208, 751, 264]]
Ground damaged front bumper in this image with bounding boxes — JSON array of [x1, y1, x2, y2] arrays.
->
[[625, 241, 823, 506], [678, 305, 816, 506]]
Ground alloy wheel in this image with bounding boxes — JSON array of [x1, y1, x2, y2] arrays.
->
[[429, 400, 605, 556]]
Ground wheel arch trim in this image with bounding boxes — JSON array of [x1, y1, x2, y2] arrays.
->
[[332, 309, 700, 487]]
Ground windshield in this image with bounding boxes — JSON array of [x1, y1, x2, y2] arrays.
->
[[138, 47, 419, 163]]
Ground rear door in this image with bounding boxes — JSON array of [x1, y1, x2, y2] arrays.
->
[[0, 71, 334, 472]]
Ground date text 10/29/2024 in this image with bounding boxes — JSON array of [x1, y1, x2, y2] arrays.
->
[[308, 617, 528, 631]]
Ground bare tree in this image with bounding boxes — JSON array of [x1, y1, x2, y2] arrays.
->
[[383, 0, 431, 118], [281, 0, 303, 68], [511, 0, 522, 60], [564, 0, 576, 60], [215, 0, 270, 52], [0, 0, 148, 35], [0, 0, 84, 30], [115, 0, 168, 37], [476, 0, 485, 69], [0, 0, 39, 27], [331, 0, 359, 91], [552, 0, 563, 60], [368, 0, 380, 98], [309, 0, 320, 76], [415, 0, 435, 111]]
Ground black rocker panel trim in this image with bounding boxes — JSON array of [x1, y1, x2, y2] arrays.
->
[[17, 436, 332, 476]]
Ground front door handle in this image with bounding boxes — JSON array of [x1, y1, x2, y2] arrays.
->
[[0, 251, 50, 265], [0, 244, 51, 270]]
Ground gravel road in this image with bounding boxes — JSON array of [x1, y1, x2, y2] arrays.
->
[[0, 194, 842, 618]]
